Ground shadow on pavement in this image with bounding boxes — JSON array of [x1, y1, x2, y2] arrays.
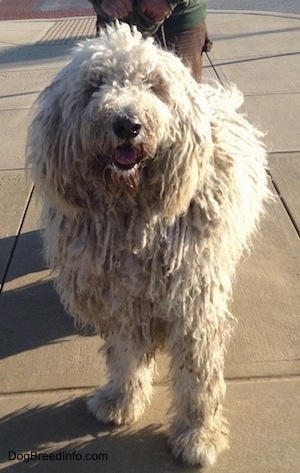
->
[[0, 37, 91, 68], [0, 230, 44, 287], [0, 395, 191, 473], [0, 279, 77, 359]]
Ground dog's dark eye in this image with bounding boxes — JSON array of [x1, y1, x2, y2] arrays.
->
[[150, 80, 170, 104], [81, 79, 106, 106], [86, 76, 106, 94]]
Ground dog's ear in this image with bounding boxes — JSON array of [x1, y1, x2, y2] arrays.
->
[[27, 79, 63, 196], [26, 38, 110, 212], [26, 65, 93, 213], [149, 50, 214, 222]]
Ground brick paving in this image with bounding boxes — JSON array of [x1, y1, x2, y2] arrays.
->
[[0, 0, 93, 20], [37, 17, 96, 44]]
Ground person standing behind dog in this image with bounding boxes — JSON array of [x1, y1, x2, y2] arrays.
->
[[88, 0, 212, 82]]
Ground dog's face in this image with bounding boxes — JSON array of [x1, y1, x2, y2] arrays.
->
[[81, 68, 172, 195], [28, 24, 212, 218]]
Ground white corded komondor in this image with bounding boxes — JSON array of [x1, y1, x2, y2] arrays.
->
[[27, 23, 271, 467]]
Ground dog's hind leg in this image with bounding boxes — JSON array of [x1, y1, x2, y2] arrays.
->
[[87, 333, 155, 425], [167, 322, 230, 467]]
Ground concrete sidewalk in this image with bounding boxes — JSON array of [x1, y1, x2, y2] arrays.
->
[[0, 11, 299, 473]]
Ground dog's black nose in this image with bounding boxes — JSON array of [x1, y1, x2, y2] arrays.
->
[[113, 116, 142, 140]]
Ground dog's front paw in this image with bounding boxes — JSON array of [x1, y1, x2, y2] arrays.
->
[[169, 421, 229, 467], [87, 386, 147, 426]]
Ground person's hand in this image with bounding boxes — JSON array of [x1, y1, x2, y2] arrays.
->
[[140, 0, 171, 22], [101, 0, 133, 19]]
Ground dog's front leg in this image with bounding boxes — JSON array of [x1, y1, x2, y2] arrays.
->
[[87, 333, 155, 425], [167, 325, 229, 467]]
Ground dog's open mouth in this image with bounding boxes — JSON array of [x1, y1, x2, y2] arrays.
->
[[112, 145, 140, 170], [108, 145, 144, 195]]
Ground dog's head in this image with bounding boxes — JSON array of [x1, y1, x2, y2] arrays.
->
[[27, 23, 213, 220]]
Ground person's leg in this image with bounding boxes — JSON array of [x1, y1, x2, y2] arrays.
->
[[96, 14, 109, 37], [96, 16, 100, 37], [156, 23, 212, 82]]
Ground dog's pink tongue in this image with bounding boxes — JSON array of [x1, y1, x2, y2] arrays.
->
[[114, 146, 138, 166]]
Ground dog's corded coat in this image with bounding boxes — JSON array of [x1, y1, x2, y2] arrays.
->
[[27, 24, 271, 467]]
